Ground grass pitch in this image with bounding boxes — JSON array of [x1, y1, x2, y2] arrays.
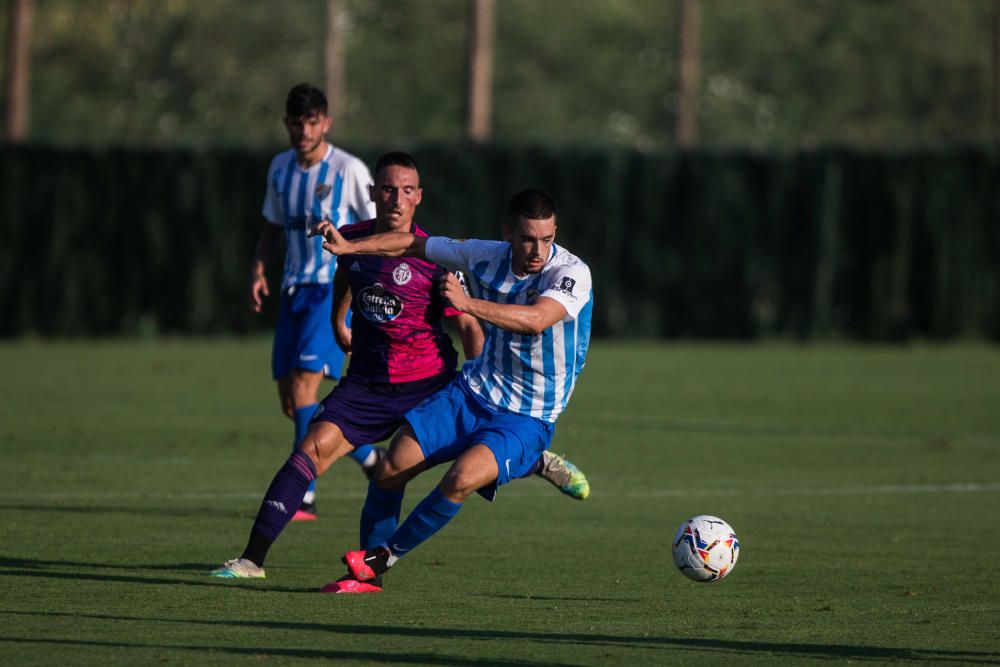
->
[[1, 339, 999, 665]]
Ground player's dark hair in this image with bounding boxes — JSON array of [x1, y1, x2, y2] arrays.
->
[[507, 189, 557, 223], [285, 83, 328, 118], [374, 151, 420, 179]]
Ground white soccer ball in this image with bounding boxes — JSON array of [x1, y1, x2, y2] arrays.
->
[[671, 515, 740, 582]]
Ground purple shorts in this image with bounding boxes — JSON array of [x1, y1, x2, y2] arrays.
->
[[310, 370, 457, 448]]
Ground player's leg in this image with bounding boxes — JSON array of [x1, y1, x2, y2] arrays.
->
[[283, 368, 325, 520], [210, 421, 354, 578], [342, 444, 497, 582], [342, 408, 553, 584], [357, 424, 430, 551]]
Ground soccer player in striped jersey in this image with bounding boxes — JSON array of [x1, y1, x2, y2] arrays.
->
[[248, 83, 380, 520], [211, 157, 587, 585], [312, 188, 593, 590]]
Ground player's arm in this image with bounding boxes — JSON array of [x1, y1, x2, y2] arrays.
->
[[440, 273, 567, 336], [248, 221, 283, 313], [447, 312, 484, 360], [332, 265, 353, 354], [311, 222, 427, 259]]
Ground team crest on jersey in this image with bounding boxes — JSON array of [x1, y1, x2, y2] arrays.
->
[[392, 263, 413, 286], [526, 288, 540, 302], [315, 184, 333, 201], [358, 283, 404, 322], [554, 277, 577, 298]]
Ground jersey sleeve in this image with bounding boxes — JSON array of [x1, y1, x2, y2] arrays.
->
[[260, 156, 283, 225], [539, 261, 592, 320], [341, 158, 375, 227], [425, 237, 498, 273]]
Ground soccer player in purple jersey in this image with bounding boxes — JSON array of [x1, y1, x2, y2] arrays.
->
[[211, 153, 588, 584], [247, 83, 381, 520]]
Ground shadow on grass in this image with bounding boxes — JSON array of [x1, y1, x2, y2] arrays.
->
[[4, 611, 999, 664], [0, 559, 317, 593], [0, 637, 564, 666], [0, 502, 248, 519]]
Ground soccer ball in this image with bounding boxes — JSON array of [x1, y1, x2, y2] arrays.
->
[[671, 515, 740, 582]]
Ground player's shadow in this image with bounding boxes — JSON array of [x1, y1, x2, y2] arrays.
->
[[0, 556, 325, 593], [0, 636, 564, 667], [0, 502, 248, 519], [9, 611, 1000, 664]]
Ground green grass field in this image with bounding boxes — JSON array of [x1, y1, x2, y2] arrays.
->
[[1, 339, 999, 665]]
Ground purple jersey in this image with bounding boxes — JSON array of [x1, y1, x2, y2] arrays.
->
[[340, 220, 461, 383]]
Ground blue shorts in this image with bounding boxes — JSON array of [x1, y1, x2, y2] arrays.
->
[[271, 283, 346, 380], [310, 371, 456, 448], [405, 377, 555, 501]]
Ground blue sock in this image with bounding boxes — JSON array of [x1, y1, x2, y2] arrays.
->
[[360, 480, 404, 549], [293, 404, 318, 495], [250, 451, 316, 542], [385, 486, 462, 559], [348, 443, 377, 467]]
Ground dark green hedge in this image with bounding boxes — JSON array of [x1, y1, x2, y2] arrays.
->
[[2, 144, 997, 340]]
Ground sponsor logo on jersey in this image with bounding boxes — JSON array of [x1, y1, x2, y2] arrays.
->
[[392, 262, 413, 286], [554, 276, 577, 298], [358, 283, 404, 322]]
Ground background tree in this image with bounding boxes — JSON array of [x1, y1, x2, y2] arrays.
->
[[0, 0, 995, 148]]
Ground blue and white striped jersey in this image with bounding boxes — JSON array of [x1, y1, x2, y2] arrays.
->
[[425, 237, 593, 423], [262, 145, 375, 288]]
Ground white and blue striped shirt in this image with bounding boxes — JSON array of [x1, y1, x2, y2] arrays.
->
[[425, 237, 593, 423], [262, 145, 374, 288]]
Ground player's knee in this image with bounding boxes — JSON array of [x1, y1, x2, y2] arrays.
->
[[439, 466, 477, 501], [296, 438, 326, 474], [374, 456, 405, 491]]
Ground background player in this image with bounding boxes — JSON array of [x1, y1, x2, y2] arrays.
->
[[314, 188, 593, 591], [248, 83, 380, 520]]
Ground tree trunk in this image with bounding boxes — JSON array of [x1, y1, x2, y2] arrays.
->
[[994, 0, 1000, 138], [4, 0, 33, 142], [676, 0, 701, 147], [324, 0, 346, 137], [466, 0, 495, 143]]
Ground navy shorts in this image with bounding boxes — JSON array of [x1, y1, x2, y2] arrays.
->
[[405, 377, 555, 501], [271, 283, 346, 380], [310, 370, 457, 448]]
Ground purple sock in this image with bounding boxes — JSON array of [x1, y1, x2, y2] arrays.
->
[[250, 451, 316, 542]]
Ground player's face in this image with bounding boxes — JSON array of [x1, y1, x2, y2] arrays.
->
[[371, 165, 422, 231], [284, 112, 330, 160], [504, 215, 556, 276]]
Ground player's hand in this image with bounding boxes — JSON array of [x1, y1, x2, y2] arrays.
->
[[310, 221, 350, 255], [248, 271, 270, 313], [439, 273, 469, 311], [334, 324, 352, 355]]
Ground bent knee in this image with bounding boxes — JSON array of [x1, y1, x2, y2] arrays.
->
[[439, 467, 483, 500]]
